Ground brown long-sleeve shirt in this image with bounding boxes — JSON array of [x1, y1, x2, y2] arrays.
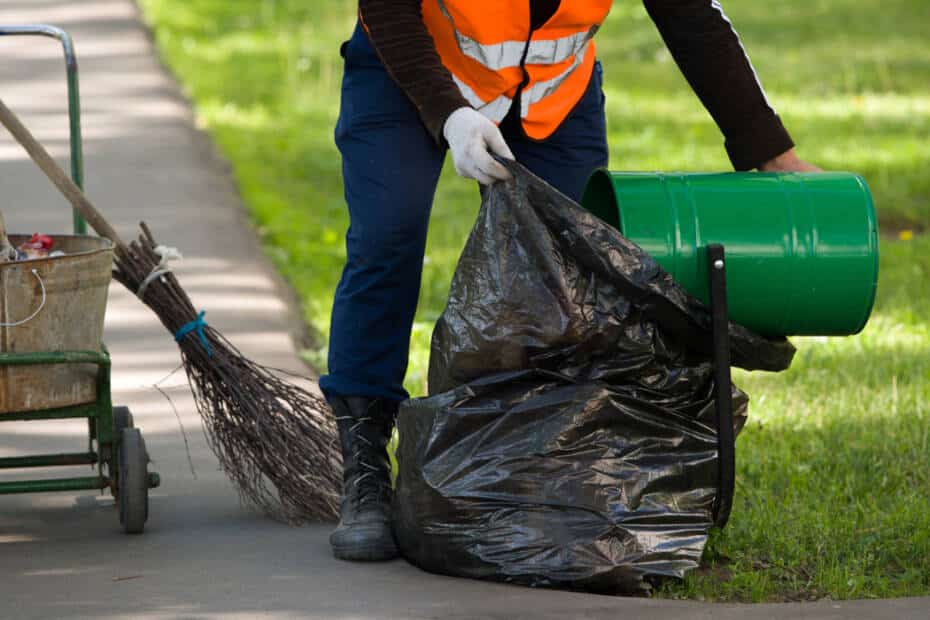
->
[[358, 0, 794, 170]]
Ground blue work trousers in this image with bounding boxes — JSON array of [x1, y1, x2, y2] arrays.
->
[[319, 23, 609, 403]]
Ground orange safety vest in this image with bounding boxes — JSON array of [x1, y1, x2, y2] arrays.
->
[[422, 0, 612, 140]]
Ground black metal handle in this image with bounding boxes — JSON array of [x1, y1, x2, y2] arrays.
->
[[707, 243, 735, 528]]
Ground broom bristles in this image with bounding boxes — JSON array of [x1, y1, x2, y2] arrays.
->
[[112, 222, 341, 523]]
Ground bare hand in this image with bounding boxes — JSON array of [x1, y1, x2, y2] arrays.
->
[[759, 148, 821, 172]]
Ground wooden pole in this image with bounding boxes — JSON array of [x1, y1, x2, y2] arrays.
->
[[0, 97, 127, 251]]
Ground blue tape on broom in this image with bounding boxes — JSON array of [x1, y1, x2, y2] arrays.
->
[[175, 310, 212, 357]]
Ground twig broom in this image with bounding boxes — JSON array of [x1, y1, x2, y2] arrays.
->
[[0, 97, 340, 523]]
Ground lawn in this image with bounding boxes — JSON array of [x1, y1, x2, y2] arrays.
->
[[137, 0, 929, 601]]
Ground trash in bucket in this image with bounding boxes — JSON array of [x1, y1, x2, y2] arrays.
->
[[0, 234, 113, 414]]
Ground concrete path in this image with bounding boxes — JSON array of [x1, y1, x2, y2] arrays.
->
[[0, 1, 926, 618]]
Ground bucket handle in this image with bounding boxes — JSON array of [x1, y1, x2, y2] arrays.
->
[[0, 269, 47, 328]]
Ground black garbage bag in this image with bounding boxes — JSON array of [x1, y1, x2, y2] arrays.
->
[[394, 161, 794, 593]]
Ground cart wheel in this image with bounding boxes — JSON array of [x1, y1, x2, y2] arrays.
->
[[118, 428, 149, 534], [113, 406, 134, 434], [108, 407, 135, 498]]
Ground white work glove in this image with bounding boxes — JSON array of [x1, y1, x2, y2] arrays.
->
[[443, 107, 515, 185]]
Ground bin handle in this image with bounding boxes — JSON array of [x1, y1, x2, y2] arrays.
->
[[0, 269, 47, 328]]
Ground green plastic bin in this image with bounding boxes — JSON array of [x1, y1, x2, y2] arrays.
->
[[581, 171, 879, 337]]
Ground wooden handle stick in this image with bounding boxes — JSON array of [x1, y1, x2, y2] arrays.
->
[[0, 210, 16, 262], [0, 97, 127, 252]]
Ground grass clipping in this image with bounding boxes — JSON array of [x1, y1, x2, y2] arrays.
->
[[115, 223, 341, 523]]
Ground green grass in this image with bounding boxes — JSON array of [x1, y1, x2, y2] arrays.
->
[[137, 0, 929, 601], [663, 237, 930, 601]]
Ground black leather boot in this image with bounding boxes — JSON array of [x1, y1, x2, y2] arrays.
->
[[328, 395, 398, 561]]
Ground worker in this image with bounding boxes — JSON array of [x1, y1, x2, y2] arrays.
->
[[320, 0, 820, 562]]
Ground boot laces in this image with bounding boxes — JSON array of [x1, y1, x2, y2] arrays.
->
[[337, 415, 389, 510]]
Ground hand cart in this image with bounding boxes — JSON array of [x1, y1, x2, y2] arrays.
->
[[0, 25, 159, 533]]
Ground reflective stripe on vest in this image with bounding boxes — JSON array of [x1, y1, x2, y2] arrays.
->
[[438, 0, 599, 71], [424, 0, 612, 139], [521, 41, 591, 117], [451, 40, 593, 124], [452, 74, 513, 123]]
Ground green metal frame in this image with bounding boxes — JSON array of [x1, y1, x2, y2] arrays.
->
[[0, 25, 159, 496], [0, 350, 115, 494], [0, 25, 86, 233]]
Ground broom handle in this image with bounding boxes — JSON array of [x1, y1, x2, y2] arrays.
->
[[0, 97, 127, 251]]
